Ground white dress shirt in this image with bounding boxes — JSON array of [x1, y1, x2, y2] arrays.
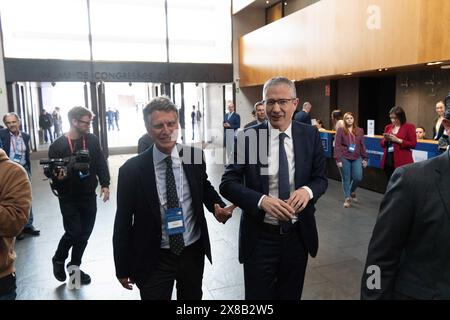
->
[[258, 122, 314, 225], [153, 144, 200, 248]]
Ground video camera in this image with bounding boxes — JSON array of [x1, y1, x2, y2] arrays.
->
[[40, 149, 91, 196]]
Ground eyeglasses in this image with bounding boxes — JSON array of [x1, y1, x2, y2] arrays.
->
[[263, 98, 296, 107], [77, 119, 91, 125], [151, 121, 177, 130]]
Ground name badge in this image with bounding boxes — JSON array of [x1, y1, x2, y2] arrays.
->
[[388, 146, 394, 153], [348, 144, 356, 153], [13, 154, 22, 163], [165, 207, 185, 235]]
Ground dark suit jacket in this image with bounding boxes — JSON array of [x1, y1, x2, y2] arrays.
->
[[361, 150, 450, 299], [224, 112, 241, 131], [219, 121, 328, 263], [137, 133, 153, 154], [294, 111, 311, 125], [244, 120, 257, 129], [113, 145, 226, 282], [380, 123, 417, 169], [0, 129, 31, 169]]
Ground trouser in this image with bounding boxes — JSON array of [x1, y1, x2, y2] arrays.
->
[[43, 128, 53, 143], [53, 195, 97, 266], [0, 273, 16, 300], [244, 223, 308, 300], [23, 165, 34, 229], [136, 240, 205, 300], [339, 157, 363, 198]]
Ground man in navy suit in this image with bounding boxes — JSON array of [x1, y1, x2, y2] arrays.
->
[[1, 113, 40, 239], [293, 101, 312, 125], [220, 77, 328, 300], [113, 97, 236, 300], [223, 101, 241, 160], [361, 106, 450, 300]]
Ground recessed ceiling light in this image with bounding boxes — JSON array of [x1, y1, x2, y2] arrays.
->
[[284, 2, 288, 5], [266, 1, 269, 4], [344, 73, 352, 76], [378, 69, 383, 71], [427, 61, 443, 66]]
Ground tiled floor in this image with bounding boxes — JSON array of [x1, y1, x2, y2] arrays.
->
[[15, 149, 382, 300]]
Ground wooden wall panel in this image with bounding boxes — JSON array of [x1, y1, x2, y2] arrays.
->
[[239, 0, 450, 87]]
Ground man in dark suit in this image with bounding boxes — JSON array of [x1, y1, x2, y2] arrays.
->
[[293, 101, 312, 125], [244, 101, 267, 129], [113, 97, 236, 300], [220, 77, 328, 300], [223, 101, 241, 160], [1, 112, 40, 239], [361, 113, 450, 300]]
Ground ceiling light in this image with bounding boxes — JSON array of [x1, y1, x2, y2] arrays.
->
[[441, 65, 450, 69], [427, 61, 443, 66], [284, 2, 288, 5], [344, 73, 352, 76], [266, 1, 269, 4]]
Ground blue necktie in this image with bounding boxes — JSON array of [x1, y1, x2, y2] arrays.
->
[[165, 156, 185, 255], [278, 132, 292, 233]]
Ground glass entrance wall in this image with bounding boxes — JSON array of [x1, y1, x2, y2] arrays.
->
[[103, 82, 149, 148]]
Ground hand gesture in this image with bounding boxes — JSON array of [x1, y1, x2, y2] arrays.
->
[[214, 204, 236, 224], [118, 277, 134, 290], [260, 196, 295, 221], [287, 188, 311, 214], [100, 187, 110, 202]]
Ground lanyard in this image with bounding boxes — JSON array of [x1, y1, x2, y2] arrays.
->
[[11, 134, 24, 154], [66, 135, 86, 154], [155, 158, 184, 210], [348, 130, 355, 145]]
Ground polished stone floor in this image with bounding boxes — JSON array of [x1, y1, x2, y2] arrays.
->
[[15, 150, 382, 300]]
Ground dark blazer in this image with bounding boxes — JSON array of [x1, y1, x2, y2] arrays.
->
[[294, 110, 311, 125], [113, 145, 226, 282], [137, 133, 153, 154], [0, 129, 31, 169], [432, 118, 445, 141], [361, 150, 450, 299], [220, 121, 328, 263], [380, 123, 417, 169], [224, 112, 241, 131], [244, 120, 257, 129]]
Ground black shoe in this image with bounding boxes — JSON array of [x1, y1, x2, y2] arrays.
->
[[23, 226, 40, 236], [16, 232, 25, 241], [67, 264, 91, 285], [52, 257, 66, 282]]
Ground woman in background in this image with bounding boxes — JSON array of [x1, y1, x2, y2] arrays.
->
[[334, 112, 368, 208], [432, 101, 446, 140], [380, 106, 417, 180]]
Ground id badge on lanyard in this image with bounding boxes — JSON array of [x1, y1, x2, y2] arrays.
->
[[13, 153, 22, 163], [165, 207, 185, 235], [348, 132, 356, 153]]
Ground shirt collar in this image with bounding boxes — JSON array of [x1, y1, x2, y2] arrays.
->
[[268, 122, 292, 141], [9, 130, 22, 139], [153, 144, 181, 165]]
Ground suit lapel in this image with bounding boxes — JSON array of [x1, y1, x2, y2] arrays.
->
[[178, 145, 200, 210], [258, 123, 269, 195], [138, 146, 161, 223], [435, 150, 450, 219], [291, 122, 305, 188]]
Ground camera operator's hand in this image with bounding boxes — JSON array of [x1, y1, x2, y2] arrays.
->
[[100, 187, 110, 202], [54, 169, 67, 181]]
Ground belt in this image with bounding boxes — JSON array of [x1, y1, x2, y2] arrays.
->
[[260, 222, 295, 235]]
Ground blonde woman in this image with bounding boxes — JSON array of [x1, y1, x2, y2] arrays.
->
[[334, 112, 368, 208]]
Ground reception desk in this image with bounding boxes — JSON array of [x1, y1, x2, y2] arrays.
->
[[319, 130, 440, 193]]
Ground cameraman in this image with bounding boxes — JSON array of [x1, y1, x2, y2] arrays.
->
[[48, 106, 110, 285]]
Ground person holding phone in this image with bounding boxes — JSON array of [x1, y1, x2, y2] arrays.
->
[[380, 106, 417, 180]]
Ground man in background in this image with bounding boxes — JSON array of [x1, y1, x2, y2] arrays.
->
[[294, 102, 312, 125], [244, 101, 267, 129]]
